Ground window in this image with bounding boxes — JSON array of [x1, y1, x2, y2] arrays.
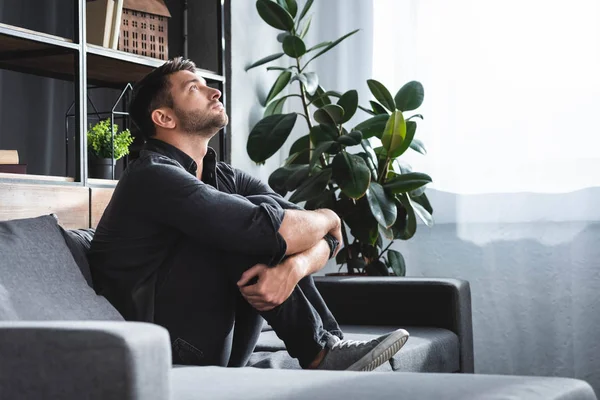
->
[[132, 20, 138, 28], [158, 25, 164, 33], [141, 22, 147, 29]]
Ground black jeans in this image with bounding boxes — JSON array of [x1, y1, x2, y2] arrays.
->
[[153, 238, 343, 368]]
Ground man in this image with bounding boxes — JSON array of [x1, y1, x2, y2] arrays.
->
[[88, 57, 409, 371]]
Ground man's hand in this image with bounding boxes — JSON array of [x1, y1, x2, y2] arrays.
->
[[316, 209, 342, 257], [237, 260, 302, 312]]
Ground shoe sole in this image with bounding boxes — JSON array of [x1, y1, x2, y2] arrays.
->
[[346, 329, 410, 372]]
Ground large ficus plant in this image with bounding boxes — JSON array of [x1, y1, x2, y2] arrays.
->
[[246, 0, 434, 276]]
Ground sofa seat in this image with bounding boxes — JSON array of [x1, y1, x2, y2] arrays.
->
[[171, 366, 596, 400], [249, 325, 459, 373]]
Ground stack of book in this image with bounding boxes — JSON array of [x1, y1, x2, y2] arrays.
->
[[0, 150, 26, 174]]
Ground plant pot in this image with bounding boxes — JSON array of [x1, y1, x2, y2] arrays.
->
[[88, 156, 118, 180]]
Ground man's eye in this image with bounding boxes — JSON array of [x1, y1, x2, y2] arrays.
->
[[190, 85, 198, 91]]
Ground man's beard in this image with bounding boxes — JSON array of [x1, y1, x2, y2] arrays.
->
[[174, 104, 228, 137]]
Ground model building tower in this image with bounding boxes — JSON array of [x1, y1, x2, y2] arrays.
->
[[119, 0, 171, 60]]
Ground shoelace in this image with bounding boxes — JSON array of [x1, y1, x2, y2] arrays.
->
[[331, 339, 370, 350]]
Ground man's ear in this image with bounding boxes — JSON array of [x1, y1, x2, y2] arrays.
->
[[151, 108, 176, 130]]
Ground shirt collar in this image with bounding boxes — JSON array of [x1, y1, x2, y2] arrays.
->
[[143, 138, 218, 177]]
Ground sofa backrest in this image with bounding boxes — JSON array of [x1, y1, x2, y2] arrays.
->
[[0, 215, 123, 321]]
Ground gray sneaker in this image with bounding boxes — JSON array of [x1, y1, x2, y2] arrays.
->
[[317, 329, 409, 371]]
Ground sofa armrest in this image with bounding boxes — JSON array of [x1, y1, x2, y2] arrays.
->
[[314, 276, 474, 373], [0, 321, 171, 400]]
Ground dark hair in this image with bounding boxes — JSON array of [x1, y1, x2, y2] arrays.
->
[[129, 57, 197, 139]]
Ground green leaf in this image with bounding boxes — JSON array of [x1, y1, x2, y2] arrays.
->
[[298, 0, 314, 21], [412, 192, 432, 214], [384, 172, 432, 194], [245, 52, 285, 71], [307, 41, 331, 52], [381, 110, 406, 156], [283, 35, 306, 57], [268, 164, 307, 195], [265, 71, 292, 104], [394, 81, 425, 111], [291, 72, 318, 96], [389, 120, 416, 158], [407, 114, 424, 121], [303, 72, 319, 95], [365, 260, 390, 276], [289, 168, 332, 203], [247, 113, 298, 163], [300, 14, 312, 39], [332, 152, 371, 199], [266, 66, 292, 71], [342, 197, 379, 244], [366, 182, 397, 228], [277, 32, 291, 43], [387, 250, 406, 276], [410, 138, 427, 155], [305, 189, 336, 210], [305, 29, 360, 66], [288, 134, 310, 164], [370, 101, 388, 115], [309, 125, 339, 155], [360, 139, 378, 180], [277, 0, 297, 18], [309, 140, 335, 170], [306, 86, 331, 108], [256, 0, 295, 31], [337, 130, 363, 146], [264, 96, 287, 117], [285, 165, 311, 192], [354, 114, 388, 139], [412, 200, 434, 227], [396, 194, 417, 240], [358, 105, 376, 116], [314, 104, 344, 125], [337, 90, 358, 123], [367, 79, 396, 112]]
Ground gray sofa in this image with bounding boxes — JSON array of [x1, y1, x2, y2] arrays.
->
[[0, 214, 596, 400]]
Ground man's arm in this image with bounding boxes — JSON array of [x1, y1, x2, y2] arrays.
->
[[234, 167, 343, 255], [237, 239, 332, 312], [135, 162, 337, 264]]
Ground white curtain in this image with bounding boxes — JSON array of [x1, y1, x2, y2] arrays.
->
[[371, 0, 600, 391], [373, 0, 600, 195]]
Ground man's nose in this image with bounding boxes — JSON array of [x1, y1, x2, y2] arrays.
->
[[209, 88, 222, 101]]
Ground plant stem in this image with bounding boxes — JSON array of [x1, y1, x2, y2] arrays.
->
[[378, 157, 391, 184], [295, 55, 354, 267], [377, 240, 393, 259]]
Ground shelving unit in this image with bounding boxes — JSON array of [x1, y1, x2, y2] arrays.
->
[[0, 0, 230, 186]]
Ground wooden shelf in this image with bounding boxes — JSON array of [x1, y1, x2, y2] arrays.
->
[[0, 22, 225, 87], [0, 22, 78, 81], [87, 44, 224, 87]]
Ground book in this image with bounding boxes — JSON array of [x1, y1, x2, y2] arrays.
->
[[0, 164, 26, 174], [86, 0, 115, 47], [0, 150, 19, 165], [109, 0, 124, 49]]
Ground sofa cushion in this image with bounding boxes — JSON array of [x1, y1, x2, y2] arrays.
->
[[0, 215, 123, 321], [250, 325, 459, 372], [60, 227, 96, 288], [171, 366, 597, 400]]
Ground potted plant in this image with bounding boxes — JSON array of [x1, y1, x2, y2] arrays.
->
[[87, 118, 133, 180], [245, 0, 434, 276]]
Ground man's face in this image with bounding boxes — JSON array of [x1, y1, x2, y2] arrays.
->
[[167, 70, 228, 136]]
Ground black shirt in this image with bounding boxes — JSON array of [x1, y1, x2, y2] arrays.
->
[[88, 138, 296, 322]]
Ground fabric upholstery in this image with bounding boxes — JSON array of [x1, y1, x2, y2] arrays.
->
[[171, 366, 597, 400], [0, 215, 122, 321], [314, 276, 474, 372], [60, 227, 96, 287], [0, 321, 171, 400], [251, 325, 459, 373]]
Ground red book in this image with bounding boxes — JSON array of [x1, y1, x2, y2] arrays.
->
[[0, 164, 27, 174]]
